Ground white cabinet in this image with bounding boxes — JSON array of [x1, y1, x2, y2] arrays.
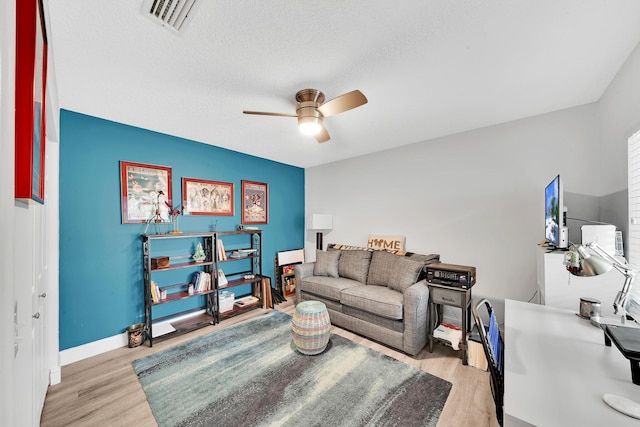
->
[[536, 246, 624, 316]]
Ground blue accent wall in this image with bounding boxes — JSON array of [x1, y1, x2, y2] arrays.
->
[[59, 110, 305, 350]]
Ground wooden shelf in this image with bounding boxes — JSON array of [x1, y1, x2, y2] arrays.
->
[[143, 233, 215, 346], [153, 288, 216, 305], [218, 299, 261, 320], [213, 230, 263, 324], [150, 312, 215, 342], [151, 259, 213, 272], [143, 230, 264, 345]]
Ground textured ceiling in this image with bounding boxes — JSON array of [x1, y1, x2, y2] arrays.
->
[[46, 1, 640, 168]]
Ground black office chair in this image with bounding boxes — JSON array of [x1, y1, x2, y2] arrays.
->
[[472, 298, 504, 426]]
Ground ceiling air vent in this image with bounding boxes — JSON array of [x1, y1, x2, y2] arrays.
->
[[142, 0, 200, 34]]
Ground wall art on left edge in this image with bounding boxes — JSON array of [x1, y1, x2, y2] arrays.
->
[[15, 0, 48, 203]]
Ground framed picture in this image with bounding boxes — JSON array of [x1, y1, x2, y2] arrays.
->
[[241, 180, 268, 224], [120, 161, 172, 224], [182, 177, 234, 216], [15, 0, 48, 203]]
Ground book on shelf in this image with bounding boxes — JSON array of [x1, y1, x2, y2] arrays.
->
[[190, 271, 210, 292], [216, 239, 227, 260], [192, 271, 211, 292], [191, 271, 201, 291], [150, 280, 159, 303], [217, 269, 228, 288]]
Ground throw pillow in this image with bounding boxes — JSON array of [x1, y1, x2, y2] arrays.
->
[[367, 250, 399, 286], [313, 249, 340, 277], [367, 235, 406, 252], [338, 249, 373, 283], [388, 257, 425, 293]]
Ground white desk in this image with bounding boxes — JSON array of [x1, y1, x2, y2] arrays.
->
[[504, 299, 639, 426]]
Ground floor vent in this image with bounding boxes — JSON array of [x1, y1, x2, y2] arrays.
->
[[142, 0, 200, 34]]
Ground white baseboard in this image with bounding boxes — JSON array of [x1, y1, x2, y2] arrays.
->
[[49, 366, 61, 385], [58, 311, 207, 366], [59, 332, 128, 366]]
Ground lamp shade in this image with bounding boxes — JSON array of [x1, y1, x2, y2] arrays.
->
[[568, 245, 613, 277], [311, 214, 332, 230], [581, 254, 614, 276]]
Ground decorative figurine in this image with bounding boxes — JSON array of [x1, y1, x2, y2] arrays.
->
[[193, 243, 206, 262]]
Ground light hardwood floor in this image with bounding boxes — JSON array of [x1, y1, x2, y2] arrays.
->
[[41, 301, 499, 427]]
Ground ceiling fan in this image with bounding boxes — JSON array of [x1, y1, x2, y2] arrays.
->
[[243, 89, 368, 143]]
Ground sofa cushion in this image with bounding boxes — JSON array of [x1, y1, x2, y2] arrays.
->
[[342, 305, 404, 333], [299, 276, 363, 302], [341, 285, 404, 320], [408, 253, 440, 280], [313, 249, 340, 277], [408, 253, 440, 264], [367, 250, 399, 286], [338, 249, 372, 284], [388, 257, 425, 293]]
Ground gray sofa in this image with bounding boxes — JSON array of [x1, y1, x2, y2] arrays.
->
[[294, 245, 439, 356]]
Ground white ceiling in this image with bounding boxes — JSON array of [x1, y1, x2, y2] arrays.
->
[[46, 1, 640, 168]]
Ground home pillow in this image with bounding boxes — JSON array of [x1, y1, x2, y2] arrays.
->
[[338, 249, 373, 284], [367, 250, 399, 286], [313, 249, 340, 278], [388, 256, 425, 293]]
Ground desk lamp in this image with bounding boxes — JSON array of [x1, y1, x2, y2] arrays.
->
[[565, 242, 640, 419], [565, 242, 635, 323]]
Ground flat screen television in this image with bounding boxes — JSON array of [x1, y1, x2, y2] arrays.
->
[[544, 174, 565, 248]]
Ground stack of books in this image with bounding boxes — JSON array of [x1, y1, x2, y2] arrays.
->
[[190, 271, 211, 292]]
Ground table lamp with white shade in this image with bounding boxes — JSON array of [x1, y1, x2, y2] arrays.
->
[[311, 214, 332, 250]]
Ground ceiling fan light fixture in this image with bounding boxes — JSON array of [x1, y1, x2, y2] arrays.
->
[[298, 116, 323, 135]]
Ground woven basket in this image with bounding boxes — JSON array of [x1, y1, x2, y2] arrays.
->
[[291, 301, 331, 355]]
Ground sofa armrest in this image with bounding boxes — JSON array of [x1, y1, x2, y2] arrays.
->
[[402, 279, 430, 356], [294, 262, 315, 304]]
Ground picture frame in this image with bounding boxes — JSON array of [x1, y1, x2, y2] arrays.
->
[[241, 180, 268, 224], [182, 177, 234, 216], [15, 0, 48, 203], [120, 161, 172, 224]]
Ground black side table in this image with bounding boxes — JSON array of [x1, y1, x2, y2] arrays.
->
[[427, 282, 472, 365]]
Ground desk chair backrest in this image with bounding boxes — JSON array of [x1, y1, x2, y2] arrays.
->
[[472, 298, 504, 426]]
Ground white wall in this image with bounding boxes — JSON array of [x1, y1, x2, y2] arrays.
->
[[1, 0, 61, 424], [599, 41, 640, 196], [306, 103, 603, 323], [0, 1, 17, 425], [305, 40, 640, 325]]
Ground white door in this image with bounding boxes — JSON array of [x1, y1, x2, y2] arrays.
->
[[13, 202, 49, 426], [32, 203, 49, 417]]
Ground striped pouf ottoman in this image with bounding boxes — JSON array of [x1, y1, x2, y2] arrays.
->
[[291, 300, 331, 355]]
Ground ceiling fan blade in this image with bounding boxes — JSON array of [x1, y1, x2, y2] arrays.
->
[[243, 111, 298, 118], [317, 90, 367, 118], [314, 125, 330, 143]]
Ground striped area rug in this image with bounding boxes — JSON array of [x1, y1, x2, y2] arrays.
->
[[132, 310, 451, 427]]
